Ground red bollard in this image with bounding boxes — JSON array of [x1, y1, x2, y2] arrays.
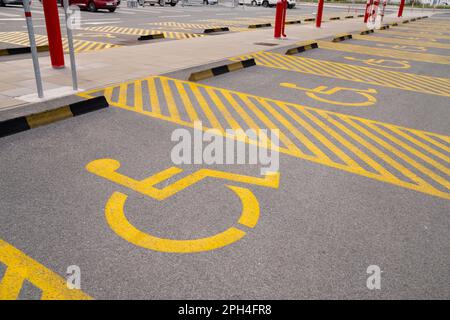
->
[[398, 0, 405, 17], [42, 0, 65, 69], [364, 0, 373, 23], [274, 0, 287, 38], [316, 0, 324, 28]]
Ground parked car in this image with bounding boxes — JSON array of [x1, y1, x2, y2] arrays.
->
[[138, 0, 178, 6], [203, 0, 217, 4], [68, 0, 119, 12], [238, 0, 262, 5], [261, 0, 295, 8], [0, 0, 31, 6]]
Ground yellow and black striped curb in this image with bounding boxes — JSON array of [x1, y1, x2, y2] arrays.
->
[[410, 18, 416, 22], [0, 96, 108, 138], [329, 17, 341, 20], [360, 29, 374, 35], [285, 42, 318, 55], [357, 14, 365, 17], [345, 15, 354, 19], [332, 34, 353, 42], [303, 17, 316, 22], [248, 23, 272, 29], [391, 22, 399, 26], [188, 59, 256, 82], [285, 20, 302, 25], [0, 45, 48, 56], [204, 27, 230, 34], [403, 20, 410, 24], [138, 33, 165, 41], [379, 25, 390, 30]]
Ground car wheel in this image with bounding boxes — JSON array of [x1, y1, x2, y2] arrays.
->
[[158, 0, 164, 6], [88, 1, 97, 11], [170, 0, 176, 5], [262, 1, 269, 7], [108, 7, 116, 12], [288, 4, 293, 9], [0, 0, 5, 7], [251, 0, 256, 5]]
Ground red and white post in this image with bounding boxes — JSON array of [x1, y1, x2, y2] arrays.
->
[[316, 0, 324, 28], [364, 0, 373, 23], [42, 0, 65, 69]]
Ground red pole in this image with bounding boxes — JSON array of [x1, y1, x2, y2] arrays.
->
[[316, 0, 324, 28], [42, 0, 65, 69], [274, 0, 287, 38], [398, 0, 405, 17], [281, 0, 287, 37]]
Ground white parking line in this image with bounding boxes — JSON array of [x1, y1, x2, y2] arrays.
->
[[0, 11, 20, 17], [158, 14, 191, 18]]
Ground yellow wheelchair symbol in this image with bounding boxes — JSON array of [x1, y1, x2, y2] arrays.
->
[[376, 43, 427, 52], [86, 159, 280, 253], [280, 83, 378, 107], [344, 56, 411, 69]]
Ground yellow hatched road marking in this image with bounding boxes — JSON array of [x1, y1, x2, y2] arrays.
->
[[393, 25, 450, 34], [82, 26, 204, 40], [0, 32, 120, 53], [0, 239, 92, 300], [230, 51, 450, 97], [352, 34, 450, 49], [379, 29, 450, 40], [317, 40, 450, 65], [78, 76, 450, 200], [147, 21, 249, 32]]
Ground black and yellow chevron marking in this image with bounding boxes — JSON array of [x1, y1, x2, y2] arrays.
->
[[0, 97, 108, 138], [329, 17, 341, 20], [332, 34, 353, 42], [304, 18, 316, 22], [0, 32, 120, 53], [230, 51, 450, 97], [285, 42, 318, 55], [0, 45, 48, 56], [188, 59, 256, 82], [352, 34, 450, 49], [285, 20, 302, 25], [79, 76, 450, 200], [204, 27, 230, 34], [249, 23, 272, 29], [82, 26, 204, 40], [138, 33, 165, 41], [360, 29, 374, 35]]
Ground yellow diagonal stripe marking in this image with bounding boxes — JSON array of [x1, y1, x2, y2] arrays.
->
[[78, 76, 450, 200]]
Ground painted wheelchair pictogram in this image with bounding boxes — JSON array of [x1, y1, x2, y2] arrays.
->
[[280, 82, 378, 107], [86, 159, 280, 253]]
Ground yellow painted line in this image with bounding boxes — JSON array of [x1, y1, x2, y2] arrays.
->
[[0, 32, 121, 53], [0, 239, 92, 300], [78, 76, 450, 200], [230, 51, 450, 97], [352, 34, 450, 49], [380, 29, 450, 40], [83, 26, 204, 40], [317, 40, 450, 65]]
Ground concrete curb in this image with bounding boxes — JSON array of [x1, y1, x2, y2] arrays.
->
[[249, 23, 272, 29], [345, 15, 354, 19], [285, 20, 302, 25], [379, 25, 390, 30], [332, 34, 353, 42], [360, 29, 374, 35], [0, 96, 108, 138], [304, 18, 316, 22], [0, 45, 49, 56], [188, 59, 256, 82], [285, 42, 318, 55], [329, 17, 341, 20], [204, 27, 230, 34], [138, 34, 165, 41]]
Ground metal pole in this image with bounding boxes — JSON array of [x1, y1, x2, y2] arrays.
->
[[63, 0, 78, 91], [23, 0, 44, 98]]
